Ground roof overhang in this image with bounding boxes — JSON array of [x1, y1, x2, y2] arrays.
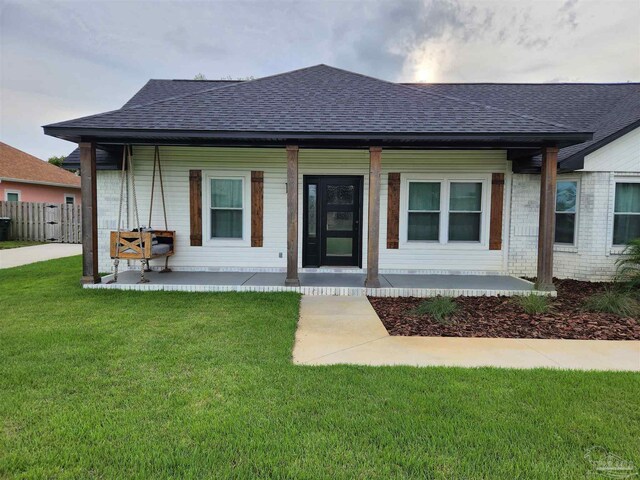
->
[[0, 177, 80, 189], [43, 127, 593, 149], [558, 118, 640, 171]]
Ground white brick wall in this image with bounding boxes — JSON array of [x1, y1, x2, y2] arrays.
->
[[508, 171, 640, 281], [96, 171, 127, 273]]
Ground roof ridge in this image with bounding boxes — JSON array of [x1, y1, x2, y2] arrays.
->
[[310, 65, 585, 132], [403, 82, 640, 86]]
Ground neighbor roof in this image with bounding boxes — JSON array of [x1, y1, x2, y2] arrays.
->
[[0, 142, 80, 188], [45, 65, 591, 148]]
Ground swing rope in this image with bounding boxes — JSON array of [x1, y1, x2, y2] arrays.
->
[[114, 146, 128, 259], [147, 146, 169, 230], [110, 144, 173, 282]]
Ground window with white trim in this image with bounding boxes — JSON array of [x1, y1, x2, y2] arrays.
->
[[210, 177, 244, 239], [448, 182, 482, 242], [555, 180, 578, 245], [407, 182, 440, 241], [613, 182, 640, 245], [5, 191, 20, 202], [405, 178, 487, 245], [64, 194, 75, 205]]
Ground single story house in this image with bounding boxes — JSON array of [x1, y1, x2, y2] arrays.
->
[[0, 142, 81, 204], [45, 65, 639, 290]]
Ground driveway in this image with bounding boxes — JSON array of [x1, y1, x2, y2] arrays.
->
[[0, 243, 82, 269], [293, 296, 640, 371]]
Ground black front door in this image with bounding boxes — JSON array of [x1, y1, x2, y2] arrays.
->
[[303, 176, 363, 267]]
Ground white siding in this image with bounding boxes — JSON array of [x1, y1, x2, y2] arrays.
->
[[95, 147, 511, 274], [130, 146, 288, 270], [379, 150, 510, 273], [582, 127, 640, 173]]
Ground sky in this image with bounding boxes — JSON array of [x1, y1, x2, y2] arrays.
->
[[1, 0, 639, 160]]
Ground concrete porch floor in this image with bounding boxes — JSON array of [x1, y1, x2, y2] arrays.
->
[[293, 297, 640, 371], [92, 270, 540, 297]]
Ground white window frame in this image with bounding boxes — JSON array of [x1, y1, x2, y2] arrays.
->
[[204, 171, 251, 247], [5, 190, 21, 202], [400, 174, 491, 249], [554, 177, 580, 248], [406, 181, 441, 243], [64, 193, 75, 205], [611, 177, 640, 248]]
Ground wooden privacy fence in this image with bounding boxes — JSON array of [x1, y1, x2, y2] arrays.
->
[[0, 201, 82, 243]]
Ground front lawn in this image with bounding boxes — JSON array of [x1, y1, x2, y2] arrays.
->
[[0, 240, 45, 250], [1, 258, 639, 479]]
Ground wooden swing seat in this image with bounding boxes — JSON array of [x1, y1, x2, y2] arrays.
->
[[110, 230, 175, 260]]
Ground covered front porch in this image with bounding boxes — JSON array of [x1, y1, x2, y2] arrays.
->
[[89, 269, 540, 297]]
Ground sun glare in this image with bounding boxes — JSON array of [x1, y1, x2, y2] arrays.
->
[[414, 63, 436, 83]]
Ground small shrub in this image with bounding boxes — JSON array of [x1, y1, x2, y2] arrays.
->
[[615, 238, 640, 293], [514, 294, 552, 314], [411, 296, 458, 323], [583, 289, 640, 318]]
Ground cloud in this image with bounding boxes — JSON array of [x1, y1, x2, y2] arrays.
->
[[1, 0, 639, 158]]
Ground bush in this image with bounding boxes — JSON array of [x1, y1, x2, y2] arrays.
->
[[412, 296, 458, 323], [514, 294, 552, 314], [615, 238, 640, 293], [583, 289, 640, 318]]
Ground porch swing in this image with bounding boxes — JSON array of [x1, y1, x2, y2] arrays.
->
[[109, 145, 175, 284]]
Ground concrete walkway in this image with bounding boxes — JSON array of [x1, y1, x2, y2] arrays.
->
[[0, 243, 81, 269], [293, 296, 640, 371]]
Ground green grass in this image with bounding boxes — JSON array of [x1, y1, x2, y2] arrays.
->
[[412, 296, 458, 323], [1, 257, 639, 479], [0, 240, 45, 250], [514, 293, 553, 314], [583, 289, 640, 318]]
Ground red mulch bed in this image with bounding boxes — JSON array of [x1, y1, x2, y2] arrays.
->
[[368, 279, 640, 340]]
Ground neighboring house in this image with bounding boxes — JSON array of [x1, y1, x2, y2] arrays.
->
[[45, 65, 639, 287], [0, 142, 81, 204]]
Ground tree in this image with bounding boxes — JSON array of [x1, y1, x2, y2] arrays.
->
[[220, 75, 255, 81], [193, 73, 207, 80], [48, 156, 66, 167]]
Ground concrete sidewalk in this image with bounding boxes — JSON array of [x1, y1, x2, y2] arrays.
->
[[293, 296, 640, 371], [0, 243, 81, 269]]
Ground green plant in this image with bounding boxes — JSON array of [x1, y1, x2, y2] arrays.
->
[[411, 296, 458, 323], [615, 238, 640, 293], [583, 289, 640, 317], [514, 294, 552, 314], [48, 155, 66, 167]]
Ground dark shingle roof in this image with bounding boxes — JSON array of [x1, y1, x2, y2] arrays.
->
[[48, 65, 584, 136], [54, 65, 640, 172], [63, 80, 237, 170], [409, 82, 640, 167], [123, 79, 241, 107], [63, 147, 123, 171]]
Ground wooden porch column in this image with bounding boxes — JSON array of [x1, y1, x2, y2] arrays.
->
[[79, 141, 99, 284], [536, 146, 558, 291], [285, 145, 300, 286], [365, 147, 382, 288]]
